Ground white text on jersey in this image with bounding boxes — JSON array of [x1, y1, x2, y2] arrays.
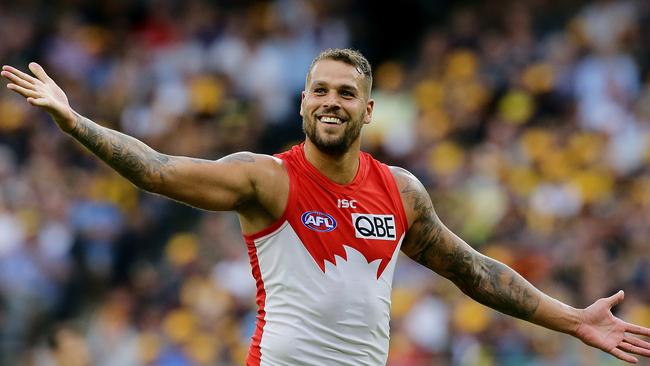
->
[[337, 199, 357, 209]]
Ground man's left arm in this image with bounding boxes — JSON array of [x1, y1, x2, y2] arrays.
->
[[391, 167, 650, 364]]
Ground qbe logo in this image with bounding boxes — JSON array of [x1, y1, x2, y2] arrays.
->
[[301, 211, 337, 232], [352, 214, 396, 240]]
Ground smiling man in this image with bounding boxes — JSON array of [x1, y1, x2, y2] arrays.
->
[[3, 48, 650, 365]]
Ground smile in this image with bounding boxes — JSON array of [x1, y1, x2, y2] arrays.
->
[[318, 116, 345, 125]]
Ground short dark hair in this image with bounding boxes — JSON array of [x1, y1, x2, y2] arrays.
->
[[307, 48, 373, 94]]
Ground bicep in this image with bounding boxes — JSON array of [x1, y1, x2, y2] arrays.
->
[[155, 152, 261, 211], [393, 166, 482, 278], [402, 210, 483, 281], [395, 168, 541, 320]]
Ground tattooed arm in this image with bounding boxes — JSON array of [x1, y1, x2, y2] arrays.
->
[[1, 63, 287, 221], [67, 113, 273, 211], [394, 167, 558, 322], [391, 167, 650, 363]]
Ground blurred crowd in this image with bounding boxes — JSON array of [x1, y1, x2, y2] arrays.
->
[[0, 0, 649, 365]]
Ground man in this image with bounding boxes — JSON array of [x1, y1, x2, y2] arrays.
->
[[3, 49, 650, 365]]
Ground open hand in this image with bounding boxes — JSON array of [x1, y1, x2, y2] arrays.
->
[[1, 63, 76, 131], [576, 291, 650, 363]]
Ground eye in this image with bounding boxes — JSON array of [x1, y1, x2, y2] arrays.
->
[[313, 87, 326, 95], [340, 90, 355, 98]]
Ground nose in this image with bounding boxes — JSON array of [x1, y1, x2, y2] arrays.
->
[[322, 92, 341, 109]]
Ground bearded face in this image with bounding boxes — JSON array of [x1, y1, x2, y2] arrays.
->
[[302, 106, 363, 156], [300, 60, 373, 156]]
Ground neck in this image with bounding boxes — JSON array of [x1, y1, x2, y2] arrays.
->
[[303, 139, 361, 185]]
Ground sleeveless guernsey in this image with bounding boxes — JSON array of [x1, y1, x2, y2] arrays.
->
[[244, 144, 408, 366]]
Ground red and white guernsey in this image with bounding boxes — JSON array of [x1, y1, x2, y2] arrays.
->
[[244, 144, 408, 366]]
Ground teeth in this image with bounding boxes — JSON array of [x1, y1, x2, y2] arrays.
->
[[320, 116, 342, 124]]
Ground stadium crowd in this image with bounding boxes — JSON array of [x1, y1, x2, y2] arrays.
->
[[0, 0, 649, 365]]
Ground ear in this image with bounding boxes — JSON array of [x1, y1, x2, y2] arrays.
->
[[299, 91, 306, 117], [364, 99, 374, 124]]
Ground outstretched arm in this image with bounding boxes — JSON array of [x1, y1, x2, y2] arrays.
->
[[1, 63, 281, 214], [392, 167, 650, 364]]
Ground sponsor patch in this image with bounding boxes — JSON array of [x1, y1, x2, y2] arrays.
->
[[301, 211, 337, 232], [352, 214, 396, 240]]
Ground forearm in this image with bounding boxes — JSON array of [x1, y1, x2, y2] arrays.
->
[[453, 250, 581, 335], [68, 112, 171, 192]]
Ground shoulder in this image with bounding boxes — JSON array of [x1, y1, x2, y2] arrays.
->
[[388, 166, 433, 227], [217, 151, 289, 198], [220, 152, 289, 222], [217, 151, 286, 175], [388, 166, 418, 186], [388, 166, 426, 197], [217, 151, 279, 165]]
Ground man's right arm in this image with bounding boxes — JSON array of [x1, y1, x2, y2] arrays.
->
[[68, 112, 265, 211], [1, 63, 281, 214]]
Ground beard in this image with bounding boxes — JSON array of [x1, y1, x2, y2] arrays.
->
[[302, 114, 363, 156]]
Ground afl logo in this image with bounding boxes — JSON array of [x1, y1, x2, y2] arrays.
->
[[301, 211, 337, 232]]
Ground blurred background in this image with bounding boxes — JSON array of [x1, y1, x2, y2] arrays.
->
[[0, 0, 649, 365]]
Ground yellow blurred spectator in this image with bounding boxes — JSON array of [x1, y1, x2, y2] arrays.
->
[[566, 132, 605, 167], [452, 299, 491, 334], [138, 331, 161, 365], [498, 89, 535, 125], [522, 63, 555, 94], [521, 128, 554, 161], [417, 108, 451, 141], [390, 286, 419, 320], [163, 307, 198, 344], [189, 75, 224, 115], [506, 166, 540, 197], [538, 149, 574, 182], [186, 332, 219, 365], [569, 169, 614, 204], [414, 79, 444, 111], [428, 142, 465, 176], [0, 99, 27, 131], [445, 49, 478, 81], [165, 232, 199, 267], [89, 172, 139, 212]]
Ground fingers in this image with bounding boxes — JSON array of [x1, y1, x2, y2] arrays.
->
[[626, 322, 650, 337], [7, 83, 40, 99], [28, 62, 50, 82], [2, 69, 37, 90], [620, 340, 650, 357], [1, 65, 39, 85], [625, 335, 650, 350], [610, 347, 638, 364]]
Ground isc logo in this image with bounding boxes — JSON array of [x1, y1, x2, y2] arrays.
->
[[301, 211, 337, 232], [337, 199, 357, 208], [352, 214, 396, 240]]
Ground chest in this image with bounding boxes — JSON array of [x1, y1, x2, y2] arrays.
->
[[286, 180, 405, 278]]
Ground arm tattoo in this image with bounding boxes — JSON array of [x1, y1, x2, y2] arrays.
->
[[399, 173, 443, 266], [445, 246, 539, 320], [69, 113, 172, 192], [399, 170, 540, 320]]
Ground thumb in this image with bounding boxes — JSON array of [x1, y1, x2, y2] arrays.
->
[[605, 290, 625, 308]]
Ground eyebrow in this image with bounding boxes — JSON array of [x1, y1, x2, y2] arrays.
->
[[311, 80, 359, 92]]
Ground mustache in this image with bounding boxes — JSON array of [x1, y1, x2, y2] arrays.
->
[[316, 107, 347, 119]]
